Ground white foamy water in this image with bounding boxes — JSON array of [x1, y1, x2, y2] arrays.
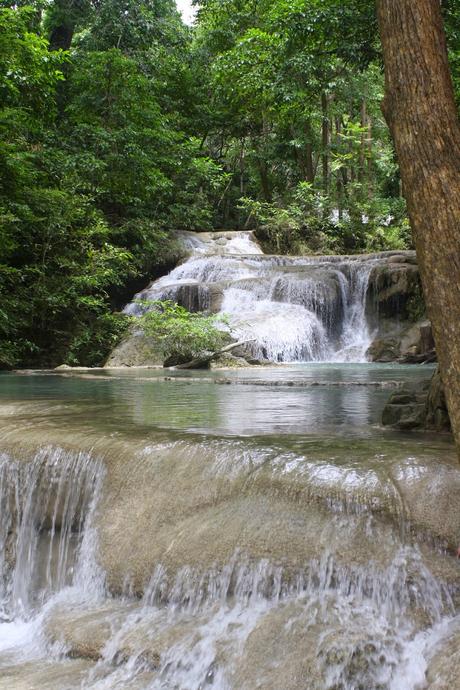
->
[[0, 448, 105, 621], [124, 230, 379, 363], [0, 436, 458, 690]]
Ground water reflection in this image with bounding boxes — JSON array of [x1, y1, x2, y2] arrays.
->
[[0, 364, 436, 439]]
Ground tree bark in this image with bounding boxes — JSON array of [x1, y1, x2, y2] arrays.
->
[[359, 97, 367, 184], [305, 141, 315, 185], [335, 116, 344, 221], [377, 0, 460, 457], [48, 0, 88, 51], [321, 91, 330, 195], [49, 23, 75, 51]]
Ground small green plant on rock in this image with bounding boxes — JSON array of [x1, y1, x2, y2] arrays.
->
[[139, 300, 230, 364]]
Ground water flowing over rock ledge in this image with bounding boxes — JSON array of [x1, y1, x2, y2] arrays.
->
[[0, 362, 459, 689], [0, 426, 459, 689], [107, 231, 430, 368]]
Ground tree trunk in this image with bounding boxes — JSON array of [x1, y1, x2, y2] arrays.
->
[[366, 115, 373, 199], [335, 116, 344, 221], [49, 23, 74, 51], [304, 120, 316, 184], [321, 91, 330, 195], [305, 141, 315, 185], [359, 97, 367, 184], [257, 158, 272, 202], [48, 0, 77, 51], [378, 0, 460, 457]]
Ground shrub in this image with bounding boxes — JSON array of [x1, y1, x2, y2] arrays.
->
[[139, 300, 229, 363]]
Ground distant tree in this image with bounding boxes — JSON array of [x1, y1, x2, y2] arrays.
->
[[378, 0, 460, 457]]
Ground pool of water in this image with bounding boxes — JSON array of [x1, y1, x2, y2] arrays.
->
[[0, 363, 439, 440]]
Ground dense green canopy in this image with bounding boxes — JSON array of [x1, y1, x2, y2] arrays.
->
[[0, 0, 459, 367]]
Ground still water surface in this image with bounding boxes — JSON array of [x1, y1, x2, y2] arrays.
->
[[0, 363, 440, 440]]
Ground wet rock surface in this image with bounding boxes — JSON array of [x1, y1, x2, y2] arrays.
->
[[0, 369, 458, 689], [382, 367, 451, 432], [365, 252, 435, 363], [110, 231, 424, 367], [425, 621, 460, 690], [367, 319, 435, 363], [366, 253, 420, 324], [105, 333, 164, 368]]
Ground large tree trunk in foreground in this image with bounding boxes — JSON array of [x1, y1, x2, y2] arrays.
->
[[377, 0, 460, 458]]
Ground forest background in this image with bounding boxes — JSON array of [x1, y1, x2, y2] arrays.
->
[[1, 0, 459, 368]]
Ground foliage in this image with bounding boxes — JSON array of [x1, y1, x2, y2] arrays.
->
[[193, 0, 408, 250], [139, 300, 229, 362], [0, 3, 224, 368], [1, 0, 452, 368], [240, 184, 411, 255]]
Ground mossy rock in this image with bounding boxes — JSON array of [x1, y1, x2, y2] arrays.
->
[[104, 334, 164, 367]]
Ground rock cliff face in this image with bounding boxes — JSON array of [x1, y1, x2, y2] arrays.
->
[[365, 252, 435, 363]]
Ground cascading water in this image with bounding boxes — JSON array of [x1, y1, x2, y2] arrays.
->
[[0, 445, 105, 674], [0, 236, 458, 688], [124, 231, 378, 363], [0, 395, 458, 690]]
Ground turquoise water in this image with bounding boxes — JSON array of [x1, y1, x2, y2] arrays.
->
[[0, 363, 439, 440]]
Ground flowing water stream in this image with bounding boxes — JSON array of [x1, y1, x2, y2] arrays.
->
[[124, 231, 392, 362], [0, 233, 458, 689], [0, 365, 459, 689]]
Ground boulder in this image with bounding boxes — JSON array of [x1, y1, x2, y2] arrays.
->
[[367, 319, 435, 363], [104, 334, 164, 368], [366, 336, 401, 363], [209, 353, 251, 369], [363, 254, 433, 363], [366, 260, 422, 323], [381, 368, 451, 432], [161, 282, 210, 313]]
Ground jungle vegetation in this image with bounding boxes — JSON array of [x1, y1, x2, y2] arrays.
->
[[1, 0, 459, 368]]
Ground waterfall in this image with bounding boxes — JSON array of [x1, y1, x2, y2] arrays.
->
[[0, 447, 104, 621], [124, 231, 380, 363], [0, 253, 457, 690], [0, 424, 458, 688]]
